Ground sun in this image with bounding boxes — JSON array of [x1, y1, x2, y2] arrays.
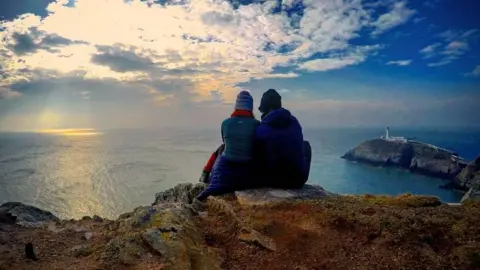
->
[[38, 111, 63, 128]]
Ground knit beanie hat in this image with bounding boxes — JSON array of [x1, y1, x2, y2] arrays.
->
[[258, 89, 282, 113], [235, 90, 254, 111]]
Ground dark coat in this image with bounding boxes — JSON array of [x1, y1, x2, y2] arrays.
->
[[255, 108, 308, 188]]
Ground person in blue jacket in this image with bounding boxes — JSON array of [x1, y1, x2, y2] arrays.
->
[[197, 90, 260, 201], [255, 89, 311, 188]]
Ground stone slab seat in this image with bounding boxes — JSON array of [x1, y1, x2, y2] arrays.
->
[[234, 184, 335, 205]]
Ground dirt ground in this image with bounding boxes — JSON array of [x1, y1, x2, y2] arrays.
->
[[198, 195, 480, 270]]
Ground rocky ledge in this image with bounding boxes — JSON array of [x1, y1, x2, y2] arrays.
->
[[2, 183, 480, 269], [341, 139, 468, 180]]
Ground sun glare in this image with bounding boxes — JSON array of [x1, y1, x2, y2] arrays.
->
[[36, 129, 102, 136]]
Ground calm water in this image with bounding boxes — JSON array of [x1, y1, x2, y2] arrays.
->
[[1, 127, 479, 219]]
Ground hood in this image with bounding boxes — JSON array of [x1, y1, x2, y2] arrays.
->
[[261, 108, 292, 129]]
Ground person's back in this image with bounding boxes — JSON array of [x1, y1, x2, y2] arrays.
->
[[256, 89, 307, 188], [197, 91, 260, 201], [222, 115, 259, 162]]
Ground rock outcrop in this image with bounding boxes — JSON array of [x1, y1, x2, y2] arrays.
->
[[456, 156, 480, 190], [2, 183, 480, 269], [102, 202, 221, 269], [460, 157, 480, 202], [341, 139, 465, 179], [153, 183, 205, 205], [0, 202, 59, 227], [235, 184, 335, 206]]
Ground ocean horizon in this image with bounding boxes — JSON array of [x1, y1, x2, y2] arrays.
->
[[1, 126, 479, 219]]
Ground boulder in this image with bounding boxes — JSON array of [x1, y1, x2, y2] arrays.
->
[[103, 202, 221, 269], [92, 215, 104, 222], [235, 184, 334, 206], [153, 183, 205, 205], [0, 202, 59, 227]]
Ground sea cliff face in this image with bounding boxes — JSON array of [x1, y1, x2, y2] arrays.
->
[[341, 139, 465, 179], [460, 157, 480, 202], [1, 183, 480, 269]]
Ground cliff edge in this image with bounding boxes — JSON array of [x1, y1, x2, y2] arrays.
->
[[1, 183, 480, 269], [341, 139, 466, 179]]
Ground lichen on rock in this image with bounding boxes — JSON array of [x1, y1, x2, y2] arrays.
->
[[153, 183, 205, 205]]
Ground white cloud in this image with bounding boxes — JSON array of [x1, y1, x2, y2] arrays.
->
[[386, 60, 412, 66], [428, 60, 452, 67], [422, 29, 476, 67], [0, 0, 415, 106], [297, 45, 381, 72], [372, 1, 416, 35], [413, 17, 426, 24], [465, 65, 480, 77], [443, 41, 469, 56], [419, 43, 441, 59], [298, 57, 360, 72], [0, 87, 21, 99]]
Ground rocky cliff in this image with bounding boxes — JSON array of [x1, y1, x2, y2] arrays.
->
[[341, 139, 465, 179], [2, 183, 480, 269], [460, 157, 480, 202]]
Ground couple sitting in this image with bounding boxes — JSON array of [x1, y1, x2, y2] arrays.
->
[[197, 89, 311, 201]]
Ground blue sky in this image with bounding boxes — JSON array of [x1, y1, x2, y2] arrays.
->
[[0, 0, 479, 131]]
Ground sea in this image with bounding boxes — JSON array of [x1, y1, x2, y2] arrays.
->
[[1, 127, 479, 220]]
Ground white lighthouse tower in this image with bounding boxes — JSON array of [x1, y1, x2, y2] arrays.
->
[[383, 127, 407, 143]]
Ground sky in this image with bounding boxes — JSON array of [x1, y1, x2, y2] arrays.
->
[[0, 0, 479, 131]]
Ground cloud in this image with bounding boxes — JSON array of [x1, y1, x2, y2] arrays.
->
[[443, 41, 469, 56], [297, 45, 381, 72], [426, 41, 469, 67], [413, 17, 426, 24], [419, 43, 441, 59], [422, 29, 476, 67], [424, 0, 443, 9], [4, 28, 87, 56], [465, 65, 480, 77], [386, 60, 412, 66], [439, 29, 479, 42], [427, 60, 453, 67], [0, 0, 430, 115], [0, 86, 21, 99], [91, 45, 155, 72], [371, 1, 416, 35]]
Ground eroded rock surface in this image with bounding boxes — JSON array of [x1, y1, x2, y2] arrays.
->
[[235, 184, 334, 206], [0, 202, 59, 227], [153, 183, 205, 205]]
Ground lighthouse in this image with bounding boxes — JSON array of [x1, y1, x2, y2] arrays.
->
[[383, 127, 407, 143]]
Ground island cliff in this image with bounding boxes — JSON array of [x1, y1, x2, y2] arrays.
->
[[1, 183, 480, 269], [341, 139, 467, 179]]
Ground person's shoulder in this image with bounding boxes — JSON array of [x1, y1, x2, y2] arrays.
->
[[250, 118, 260, 125]]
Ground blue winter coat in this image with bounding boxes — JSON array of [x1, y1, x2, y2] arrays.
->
[[255, 108, 307, 188], [197, 116, 260, 200]]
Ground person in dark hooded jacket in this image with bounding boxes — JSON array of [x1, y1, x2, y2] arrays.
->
[[255, 89, 311, 188]]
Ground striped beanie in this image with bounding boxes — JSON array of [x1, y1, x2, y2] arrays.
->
[[235, 90, 254, 111]]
